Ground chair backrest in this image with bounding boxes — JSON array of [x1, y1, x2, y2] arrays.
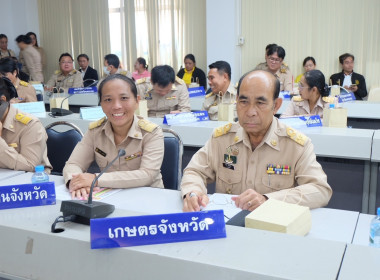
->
[[45, 121, 84, 175], [161, 128, 183, 190], [368, 87, 380, 102]]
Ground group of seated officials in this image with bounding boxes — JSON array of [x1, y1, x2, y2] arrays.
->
[[1, 37, 371, 212]]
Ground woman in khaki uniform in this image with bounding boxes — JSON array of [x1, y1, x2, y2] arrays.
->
[[63, 74, 165, 199], [281, 70, 331, 118], [0, 57, 37, 103]]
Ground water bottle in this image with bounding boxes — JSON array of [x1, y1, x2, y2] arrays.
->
[[31, 165, 49, 183], [369, 207, 380, 248]]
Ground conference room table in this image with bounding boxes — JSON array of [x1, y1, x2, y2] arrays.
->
[[0, 170, 367, 280]]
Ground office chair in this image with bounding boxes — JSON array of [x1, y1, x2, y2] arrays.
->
[[367, 87, 380, 102], [45, 121, 84, 175], [161, 128, 183, 190]]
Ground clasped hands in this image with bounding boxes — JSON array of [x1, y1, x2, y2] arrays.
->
[[68, 173, 99, 199]]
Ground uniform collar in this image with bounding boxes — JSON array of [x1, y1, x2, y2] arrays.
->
[[102, 115, 142, 144], [3, 105, 16, 132], [15, 78, 20, 89]]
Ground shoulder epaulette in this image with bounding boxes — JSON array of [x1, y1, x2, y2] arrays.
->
[[286, 127, 308, 146], [136, 77, 146, 85], [19, 81, 29, 87], [138, 119, 158, 132], [120, 71, 128, 76], [89, 117, 106, 129], [70, 69, 77, 74], [54, 70, 61, 75], [15, 113, 32, 125], [213, 123, 232, 138], [322, 96, 335, 103], [205, 92, 214, 99], [175, 76, 185, 85], [292, 96, 303, 102]]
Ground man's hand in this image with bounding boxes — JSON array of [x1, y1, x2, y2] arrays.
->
[[170, 110, 181, 114], [69, 173, 96, 192], [231, 189, 267, 211], [182, 190, 209, 212]]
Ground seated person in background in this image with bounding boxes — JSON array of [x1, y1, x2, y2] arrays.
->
[[255, 43, 290, 74], [202, 61, 236, 120], [132, 57, 150, 81], [0, 34, 16, 59], [176, 54, 207, 89], [15, 35, 44, 83], [295, 56, 316, 83], [63, 74, 164, 199], [45, 53, 83, 92], [136, 65, 191, 117], [330, 53, 367, 100], [255, 45, 293, 92], [11, 57, 29, 82], [0, 77, 51, 172], [281, 70, 330, 118], [77, 54, 99, 87], [0, 57, 37, 103], [181, 70, 332, 212], [26, 32, 46, 71], [103, 54, 132, 79]]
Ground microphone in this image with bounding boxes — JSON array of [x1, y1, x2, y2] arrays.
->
[[83, 79, 98, 88], [51, 91, 74, 116], [60, 149, 126, 225]]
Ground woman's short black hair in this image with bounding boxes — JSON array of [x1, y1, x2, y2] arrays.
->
[[98, 74, 137, 102], [0, 77, 18, 101], [137, 57, 148, 70], [303, 56, 316, 67], [304, 69, 329, 97], [184, 54, 196, 64], [15, 35, 32, 45], [0, 57, 19, 77]]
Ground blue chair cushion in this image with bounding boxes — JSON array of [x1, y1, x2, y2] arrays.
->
[[161, 137, 180, 190]]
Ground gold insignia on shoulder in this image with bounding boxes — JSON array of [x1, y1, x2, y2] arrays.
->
[[175, 76, 185, 85], [19, 81, 29, 87], [292, 96, 303, 102], [286, 127, 307, 146], [136, 78, 146, 85], [234, 136, 239, 143], [89, 117, 106, 129], [120, 71, 128, 76], [355, 80, 359, 85], [54, 70, 61, 75], [138, 119, 158, 132], [15, 113, 32, 125], [213, 123, 232, 138], [205, 92, 214, 99], [322, 96, 335, 103], [8, 143, 18, 148], [270, 139, 277, 146]]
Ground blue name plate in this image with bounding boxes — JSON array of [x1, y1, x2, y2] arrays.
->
[[91, 210, 226, 249], [68, 87, 97, 94], [280, 115, 322, 128], [163, 111, 209, 125], [80, 106, 106, 120], [338, 92, 356, 103], [279, 91, 291, 100], [0, 182, 56, 210], [188, 86, 206, 98], [11, 101, 46, 114]]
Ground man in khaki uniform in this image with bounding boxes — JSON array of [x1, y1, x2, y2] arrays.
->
[[0, 78, 51, 172], [15, 35, 43, 83], [0, 34, 16, 59], [255, 43, 290, 74], [45, 53, 83, 91], [202, 61, 236, 120], [63, 115, 164, 190], [136, 65, 190, 117], [254, 45, 293, 92], [181, 70, 332, 212]]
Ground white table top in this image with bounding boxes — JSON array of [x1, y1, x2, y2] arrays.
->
[[0, 169, 25, 181], [352, 213, 374, 246]]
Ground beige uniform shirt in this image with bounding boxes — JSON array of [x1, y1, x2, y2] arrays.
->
[[19, 45, 43, 83], [0, 106, 52, 172], [281, 96, 330, 118], [0, 49, 16, 59], [136, 76, 191, 117], [254, 63, 293, 92], [181, 117, 332, 209], [63, 115, 164, 189], [14, 78, 37, 102], [201, 82, 237, 121], [46, 69, 83, 90]]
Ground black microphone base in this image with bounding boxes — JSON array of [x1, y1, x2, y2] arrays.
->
[[51, 108, 73, 116], [60, 200, 115, 225]]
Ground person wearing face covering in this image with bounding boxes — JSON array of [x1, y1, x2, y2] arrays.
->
[[0, 77, 51, 172]]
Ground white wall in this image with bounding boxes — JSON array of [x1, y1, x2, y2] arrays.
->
[[206, 0, 241, 83], [0, 0, 40, 56]]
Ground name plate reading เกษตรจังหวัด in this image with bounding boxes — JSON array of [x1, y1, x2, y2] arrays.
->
[[163, 111, 209, 125], [0, 182, 56, 210], [90, 210, 226, 249]]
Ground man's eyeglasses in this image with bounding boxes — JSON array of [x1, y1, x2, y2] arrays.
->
[[268, 56, 282, 63], [60, 61, 73, 65]]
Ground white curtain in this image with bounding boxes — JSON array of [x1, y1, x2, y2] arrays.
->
[[241, 0, 380, 89], [38, 0, 110, 81]]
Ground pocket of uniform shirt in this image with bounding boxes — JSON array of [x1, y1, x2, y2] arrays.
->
[[261, 174, 294, 191], [217, 167, 242, 193], [95, 153, 108, 169]]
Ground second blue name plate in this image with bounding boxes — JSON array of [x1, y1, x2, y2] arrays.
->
[[0, 182, 56, 210], [188, 86, 206, 98], [163, 111, 209, 125], [90, 210, 226, 249], [68, 87, 97, 94]]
